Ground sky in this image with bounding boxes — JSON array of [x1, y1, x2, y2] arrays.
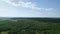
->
[[0, 0, 60, 17]]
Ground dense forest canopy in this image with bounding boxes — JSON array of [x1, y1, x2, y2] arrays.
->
[[0, 18, 60, 34]]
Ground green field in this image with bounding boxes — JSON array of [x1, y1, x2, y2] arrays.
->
[[1, 31, 8, 34], [0, 18, 60, 34]]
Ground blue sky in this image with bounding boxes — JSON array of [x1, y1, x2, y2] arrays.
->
[[0, 0, 60, 17]]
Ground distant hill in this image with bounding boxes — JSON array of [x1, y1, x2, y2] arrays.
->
[[0, 17, 60, 23]]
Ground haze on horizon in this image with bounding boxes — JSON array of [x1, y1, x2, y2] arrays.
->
[[0, 0, 60, 17]]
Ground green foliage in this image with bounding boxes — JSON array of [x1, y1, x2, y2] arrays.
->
[[1, 31, 8, 34], [0, 18, 60, 34]]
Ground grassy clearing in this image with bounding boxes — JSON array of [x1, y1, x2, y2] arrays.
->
[[1, 31, 8, 34]]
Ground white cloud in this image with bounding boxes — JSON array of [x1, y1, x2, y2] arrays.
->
[[0, 6, 19, 17], [0, 6, 41, 17], [2, 0, 56, 12], [0, 5, 57, 17]]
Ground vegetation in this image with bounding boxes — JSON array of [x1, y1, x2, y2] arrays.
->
[[0, 18, 60, 34]]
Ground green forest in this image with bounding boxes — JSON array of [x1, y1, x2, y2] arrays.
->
[[0, 18, 60, 34]]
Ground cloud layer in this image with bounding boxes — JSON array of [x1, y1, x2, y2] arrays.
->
[[0, 6, 19, 17], [0, 6, 42, 17], [2, 0, 56, 11]]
